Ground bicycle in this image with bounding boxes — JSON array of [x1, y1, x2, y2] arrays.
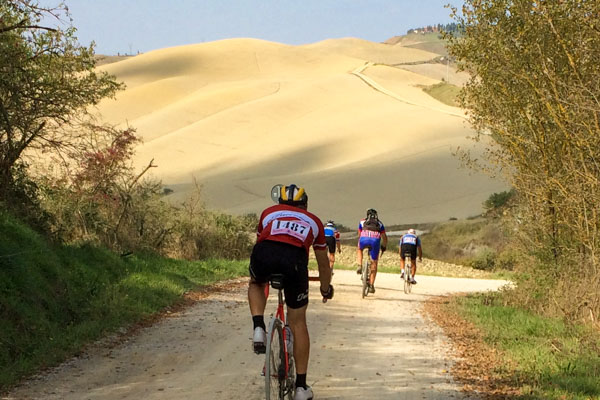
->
[[360, 246, 372, 298], [402, 251, 412, 294], [263, 274, 324, 400]]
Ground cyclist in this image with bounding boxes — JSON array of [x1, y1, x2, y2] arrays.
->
[[356, 208, 387, 293], [248, 184, 333, 400], [399, 228, 422, 285], [324, 220, 341, 274]]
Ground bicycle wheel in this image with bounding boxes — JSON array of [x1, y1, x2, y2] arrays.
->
[[362, 256, 370, 298], [265, 318, 286, 400], [285, 349, 295, 400], [403, 257, 412, 294]]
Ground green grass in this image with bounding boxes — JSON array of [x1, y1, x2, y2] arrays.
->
[[423, 81, 461, 106], [453, 293, 600, 399], [0, 209, 247, 390]]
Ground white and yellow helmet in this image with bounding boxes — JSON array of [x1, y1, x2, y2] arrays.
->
[[279, 184, 308, 207]]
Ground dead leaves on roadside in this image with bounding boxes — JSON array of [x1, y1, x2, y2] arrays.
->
[[423, 295, 521, 400]]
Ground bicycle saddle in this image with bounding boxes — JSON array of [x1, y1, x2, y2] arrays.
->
[[269, 274, 285, 290]]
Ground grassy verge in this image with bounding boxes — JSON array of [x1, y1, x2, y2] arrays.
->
[[0, 210, 247, 390], [447, 293, 600, 399]]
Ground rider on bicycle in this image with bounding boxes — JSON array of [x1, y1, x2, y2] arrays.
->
[[324, 220, 341, 274], [248, 184, 333, 400], [356, 208, 387, 293], [399, 228, 422, 284]]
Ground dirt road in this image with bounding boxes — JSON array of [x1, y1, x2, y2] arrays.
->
[[5, 270, 509, 400]]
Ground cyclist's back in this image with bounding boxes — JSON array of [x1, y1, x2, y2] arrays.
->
[[248, 184, 333, 400], [356, 209, 387, 293], [399, 228, 422, 285]]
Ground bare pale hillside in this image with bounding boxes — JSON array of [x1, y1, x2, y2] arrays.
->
[[96, 37, 504, 227]]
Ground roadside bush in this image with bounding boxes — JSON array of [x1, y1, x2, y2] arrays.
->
[[495, 249, 518, 271], [469, 247, 496, 271]]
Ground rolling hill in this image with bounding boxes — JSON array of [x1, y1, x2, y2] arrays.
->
[[95, 36, 504, 227]]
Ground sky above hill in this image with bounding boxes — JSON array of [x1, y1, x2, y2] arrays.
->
[[58, 0, 463, 55]]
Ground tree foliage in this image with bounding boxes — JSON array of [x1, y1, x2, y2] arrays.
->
[[0, 1, 121, 200], [0, 1, 256, 260], [447, 0, 600, 324]]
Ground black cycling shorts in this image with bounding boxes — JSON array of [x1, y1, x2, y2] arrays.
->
[[249, 240, 309, 309], [400, 243, 418, 260], [325, 236, 337, 254]]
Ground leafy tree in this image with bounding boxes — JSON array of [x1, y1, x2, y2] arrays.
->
[[446, 0, 600, 322], [0, 1, 121, 201], [483, 189, 515, 211]]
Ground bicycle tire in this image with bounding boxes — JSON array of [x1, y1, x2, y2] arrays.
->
[[362, 256, 370, 298], [265, 318, 286, 400], [285, 351, 295, 400], [403, 256, 412, 294]]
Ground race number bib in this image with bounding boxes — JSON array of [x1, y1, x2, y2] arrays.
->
[[271, 219, 310, 241]]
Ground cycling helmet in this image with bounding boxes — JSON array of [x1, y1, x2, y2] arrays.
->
[[279, 184, 308, 207], [366, 208, 378, 218], [408, 228, 416, 234], [326, 220, 334, 226]]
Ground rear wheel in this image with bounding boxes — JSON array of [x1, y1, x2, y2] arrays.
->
[[362, 256, 370, 298], [403, 256, 412, 294], [265, 318, 285, 400]]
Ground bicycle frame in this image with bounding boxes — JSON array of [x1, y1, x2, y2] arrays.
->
[[264, 277, 294, 400], [274, 288, 292, 372]]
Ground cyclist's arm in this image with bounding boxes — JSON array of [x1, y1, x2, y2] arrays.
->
[[315, 248, 332, 291], [417, 245, 423, 261], [381, 231, 388, 247]]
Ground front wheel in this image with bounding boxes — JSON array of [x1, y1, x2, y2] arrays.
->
[[265, 318, 286, 400]]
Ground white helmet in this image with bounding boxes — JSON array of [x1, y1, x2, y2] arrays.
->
[[408, 228, 416, 234]]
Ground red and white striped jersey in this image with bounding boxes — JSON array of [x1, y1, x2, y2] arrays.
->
[[257, 204, 327, 254]]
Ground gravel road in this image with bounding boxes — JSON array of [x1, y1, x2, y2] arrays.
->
[[4, 270, 509, 400]]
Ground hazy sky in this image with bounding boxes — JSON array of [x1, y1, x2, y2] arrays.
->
[[58, 0, 462, 55]]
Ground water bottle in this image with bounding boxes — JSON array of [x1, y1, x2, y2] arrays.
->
[[284, 325, 293, 357]]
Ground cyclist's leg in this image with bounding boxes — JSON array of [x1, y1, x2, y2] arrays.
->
[[287, 306, 309, 374], [399, 252, 406, 276], [357, 239, 366, 273], [248, 242, 270, 317], [326, 237, 336, 269], [281, 247, 310, 390], [368, 240, 381, 286], [248, 279, 267, 316], [248, 242, 272, 352], [370, 259, 378, 285], [411, 258, 417, 283]]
